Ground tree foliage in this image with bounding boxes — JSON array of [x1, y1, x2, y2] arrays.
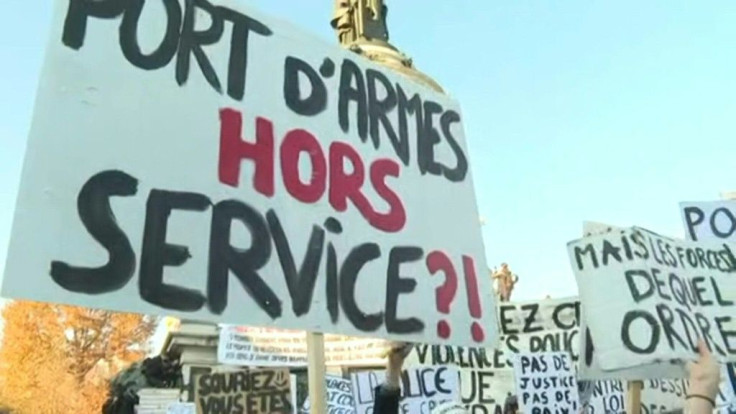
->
[[0, 301, 156, 413]]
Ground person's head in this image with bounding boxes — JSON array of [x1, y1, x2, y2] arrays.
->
[[432, 401, 468, 414]]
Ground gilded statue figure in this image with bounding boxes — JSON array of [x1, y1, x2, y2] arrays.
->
[[492, 263, 519, 303], [330, 0, 444, 93], [332, 0, 389, 46], [331, 0, 356, 45]]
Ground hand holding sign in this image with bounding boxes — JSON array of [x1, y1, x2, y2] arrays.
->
[[686, 341, 721, 404]]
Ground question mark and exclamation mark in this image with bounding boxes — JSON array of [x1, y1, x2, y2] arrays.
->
[[426, 251, 485, 343]]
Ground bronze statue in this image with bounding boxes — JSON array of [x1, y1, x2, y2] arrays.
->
[[492, 263, 519, 302], [330, 0, 443, 93]]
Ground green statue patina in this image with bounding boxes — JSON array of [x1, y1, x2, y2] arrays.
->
[[331, 0, 443, 93]]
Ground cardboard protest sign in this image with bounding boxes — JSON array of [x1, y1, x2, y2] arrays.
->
[[568, 226, 736, 371], [300, 376, 356, 414], [680, 200, 736, 242], [578, 222, 685, 380], [218, 326, 386, 367], [497, 298, 580, 360], [513, 352, 580, 414], [351, 366, 460, 413], [195, 368, 292, 414], [407, 298, 580, 413], [2, 0, 497, 347]]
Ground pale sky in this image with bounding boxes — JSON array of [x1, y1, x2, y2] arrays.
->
[[1, 0, 736, 305]]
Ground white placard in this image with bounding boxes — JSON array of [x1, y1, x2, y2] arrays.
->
[[680, 200, 736, 241], [578, 222, 685, 380], [2, 0, 496, 347], [569, 226, 736, 371], [218, 326, 387, 367], [513, 352, 580, 414], [300, 376, 356, 414], [351, 366, 460, 414]]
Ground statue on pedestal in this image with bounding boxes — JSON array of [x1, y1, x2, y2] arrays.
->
[[331, 0, 443, 93], [492, 263, 519, 303]]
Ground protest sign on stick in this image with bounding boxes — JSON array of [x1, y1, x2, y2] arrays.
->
[[351, 366, 460, 414], [513, 352, 580, 414], [578, 222, 685, 380], [195, 368, 292, 414], [568, 226, 736, 371], [2, 0, 497, 347]]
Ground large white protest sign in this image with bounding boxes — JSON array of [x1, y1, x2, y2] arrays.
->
[[680, 201, 736, 242], [351, 366, 460, 414], [578, 222, 685, 380], [300, 376, 356, 414], [513, 352, 580, 414], [407, 298, 579, 413], [218, 326, 387, 367], [569, 226, 736, 371], [2, 0, 497, 347]]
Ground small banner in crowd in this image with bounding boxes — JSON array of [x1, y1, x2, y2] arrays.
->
[[407, 297, 579, 413], [351, 366, 460, 414], [195, 368, 292, 414], [680, 200, 736, 242], [218, 326, 386, 367], [300, 376, 356, 414], [2, 0, 497, 348], [568, 226, 736, 371], [513, 352, 579, 414]]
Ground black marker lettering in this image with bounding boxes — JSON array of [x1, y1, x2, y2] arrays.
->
[[266, 210, 324, 316], [139, 190, 210, 311], [283, 57, 327, 116], [340, 243, 382, 332], [51, 170, 137, 294], [385, 246, 424, 334], [209, 200, 281, 318], [119, 0, 181, 70]]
